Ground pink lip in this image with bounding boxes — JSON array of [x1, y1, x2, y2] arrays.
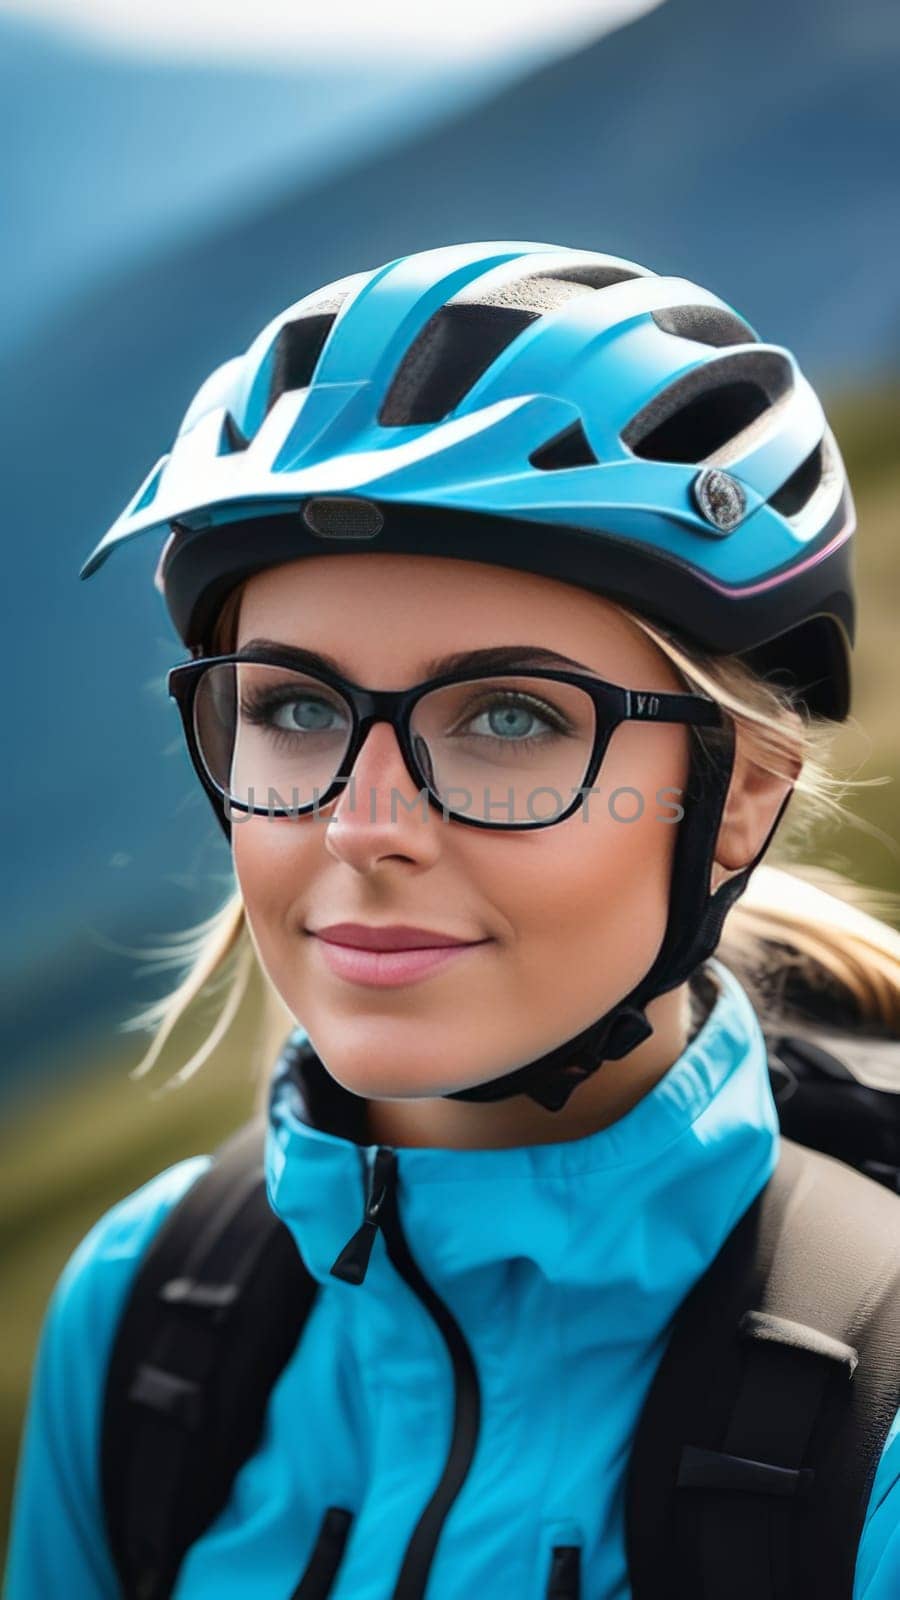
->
[[310, 922, 481, 951], [306, 923, 491, 988]]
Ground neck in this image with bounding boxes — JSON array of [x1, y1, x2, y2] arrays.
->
[[365, 978, 705, 1151]]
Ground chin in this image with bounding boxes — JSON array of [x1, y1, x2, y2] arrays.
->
[[321, 1052, 476, 1102], [306, 1017, 501, 1102], [331, 1067, 445, 1101]]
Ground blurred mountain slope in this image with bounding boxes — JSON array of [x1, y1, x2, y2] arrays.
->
[[0, 13, 508, 354]]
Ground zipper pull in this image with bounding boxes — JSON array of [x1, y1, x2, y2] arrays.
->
[[546, 1545, 581, 1599], [329, 1145, 397, 1286]]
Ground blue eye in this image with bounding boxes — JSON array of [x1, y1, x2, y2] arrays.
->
[[240, 687, 350, 739], [472, 704, 546, 740], [271, 697, 342, 732]]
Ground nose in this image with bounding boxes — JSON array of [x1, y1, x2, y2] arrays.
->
[[323, 720, 441, 871]]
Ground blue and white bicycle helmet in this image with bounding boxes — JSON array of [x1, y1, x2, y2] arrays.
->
[[79, 241, 857, 1110]]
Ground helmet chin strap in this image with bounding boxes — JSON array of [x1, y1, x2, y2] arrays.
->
[[444, 723, 792, 1114]]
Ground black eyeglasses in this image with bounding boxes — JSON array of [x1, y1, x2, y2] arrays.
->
[[168, 648, 723, 833]]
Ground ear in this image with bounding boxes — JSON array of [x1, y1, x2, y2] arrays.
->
[[713, 714, 803, 883]]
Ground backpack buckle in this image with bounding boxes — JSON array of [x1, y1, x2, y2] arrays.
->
[[159, 1276, 239, 1319], [739, 1309, 859, 1378], [128, 1362, 204, 1430], [677, 1443, 814, 1499]]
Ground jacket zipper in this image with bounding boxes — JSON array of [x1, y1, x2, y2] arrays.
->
[[291, 1507, 354, 1599], [330, 1145, 482, 1600]]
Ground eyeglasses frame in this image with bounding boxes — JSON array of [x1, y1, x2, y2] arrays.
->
[[167, 648, 724, 834]]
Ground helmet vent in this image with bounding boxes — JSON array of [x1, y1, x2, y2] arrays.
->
[[379, 303, 536, 426], [769, 439, 825, 518], [534, 262, 645, 291], [266, 312, 340, 416], [380, 266, 646, 428], [529, 421, 598, 471], [453, 263, 642, 313], [622, 351, 793, 465], [652, 304, 758, 348], [219, 412, 249, 454]]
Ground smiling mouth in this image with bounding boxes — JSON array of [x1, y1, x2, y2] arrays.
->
[[307, 931, 492, 989]]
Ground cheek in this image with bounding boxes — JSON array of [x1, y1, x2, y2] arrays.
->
[[496, 723, 687, 1012], [231, 815, 316, 982]]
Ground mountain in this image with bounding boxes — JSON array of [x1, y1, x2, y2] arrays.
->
[[0, 14, 500, 356], [3, 0, 899, 1087]]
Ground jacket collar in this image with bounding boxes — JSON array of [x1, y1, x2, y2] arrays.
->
[[264, 958, 780, 1304]]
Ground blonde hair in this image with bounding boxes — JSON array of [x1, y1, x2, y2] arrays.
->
[[123, 580, 900, 1101]]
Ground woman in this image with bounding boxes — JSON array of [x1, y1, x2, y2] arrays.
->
[[5, 242, 899, 1598]]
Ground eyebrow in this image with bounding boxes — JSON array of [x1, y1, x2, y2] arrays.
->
[[235, 639, 595, 678]]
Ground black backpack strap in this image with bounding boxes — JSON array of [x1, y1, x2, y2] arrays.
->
[[101, 1114, 319, 1600], [626, 1137, 900, 1600]]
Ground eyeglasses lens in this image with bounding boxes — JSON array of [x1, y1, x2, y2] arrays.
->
[[192, 665, 597, 824]]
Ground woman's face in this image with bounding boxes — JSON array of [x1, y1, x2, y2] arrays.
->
[[231, 553, 690, 1100]]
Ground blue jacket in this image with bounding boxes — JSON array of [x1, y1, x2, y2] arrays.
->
[[5, 958, 900, 1597]]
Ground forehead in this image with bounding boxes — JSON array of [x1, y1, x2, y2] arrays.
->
[[233, 552, 670, 687]]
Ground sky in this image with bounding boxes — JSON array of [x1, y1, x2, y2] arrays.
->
[[0, 0, 660, 64]]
